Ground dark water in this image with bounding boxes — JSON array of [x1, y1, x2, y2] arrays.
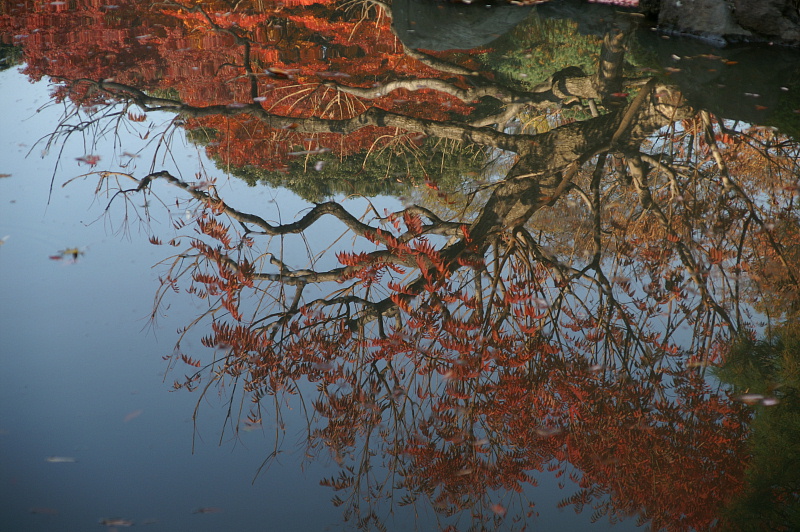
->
[[1, 1, 799, 530]]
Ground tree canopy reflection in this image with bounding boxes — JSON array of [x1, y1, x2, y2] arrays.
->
[[6, 0, 800, 529], [715, 323, 800, 531]]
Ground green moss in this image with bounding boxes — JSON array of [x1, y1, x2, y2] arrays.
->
[[204, 138, 487, 202], [479, 14, 602, 88]]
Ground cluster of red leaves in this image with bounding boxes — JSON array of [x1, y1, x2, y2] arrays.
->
[[184, 211, 254, 321], [186, 114, 410, 172], [148, 190, 755, 530], [304, 236, 749, 528], [1, 0, 482, 173], [335, 214, 449, 290]]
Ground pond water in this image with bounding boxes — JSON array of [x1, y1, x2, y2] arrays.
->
[[1, 1, 799, 531]]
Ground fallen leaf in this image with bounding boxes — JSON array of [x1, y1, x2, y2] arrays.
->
[[123, 409, 143, 423], [29, 507, 59, 515], [100, 518, 134, 527], [192, 507, 223, 514], [490, 503, 507, 516], [75, 155, 100, 166], [735, 393, 763, 405]]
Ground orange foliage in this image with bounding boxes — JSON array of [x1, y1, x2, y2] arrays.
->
[[1, 0, 480, 171], [153, 198, 751, 530]]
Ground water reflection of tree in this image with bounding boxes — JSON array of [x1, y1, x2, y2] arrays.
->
[[716, 324, 800, 532], [14, 0, 800, 530]]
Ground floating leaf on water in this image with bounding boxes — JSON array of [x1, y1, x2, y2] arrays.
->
[[123, 409, 143, 423], [192, 507, 222, 514], [535, 426, 563, 437], [100, 518, 134, 527], [267, 66, 297, 78], [51, 247, 85, 261], [531, 297, 549, 309], [735, 393, 764, 405], [241, 420, 261, 432], [490, 503, 507, 516], [316, 71, 351, 78], [697, 53, 723, 60], [45, 456, 77, 463], [761, 396, 780, 406], [75, 154, 100, 166], [29, 507, 59, 515], [311, 361, 334, 371], [287, 148, 330, 156]]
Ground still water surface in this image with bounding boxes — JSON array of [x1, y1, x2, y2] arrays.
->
[[1, 1, 799, 530]]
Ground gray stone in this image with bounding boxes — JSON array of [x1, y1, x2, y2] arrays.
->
[[733, 0, 800, 42], [392, 0, 533, 51], [658, 0, 752, 37]]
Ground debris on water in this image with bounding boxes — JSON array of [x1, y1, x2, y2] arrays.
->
[[123, 409, 143, 423], [490, 503, 506, 516], [76, 154, 100, 166], [287, 147, 330, 156], [29, 507, 59, 515], [192, 507, 222, 514], [535, 426, 564, 437], [100, 518, 134, 527], [49, 247, 85, 261], [735, 393, 764, 405]]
